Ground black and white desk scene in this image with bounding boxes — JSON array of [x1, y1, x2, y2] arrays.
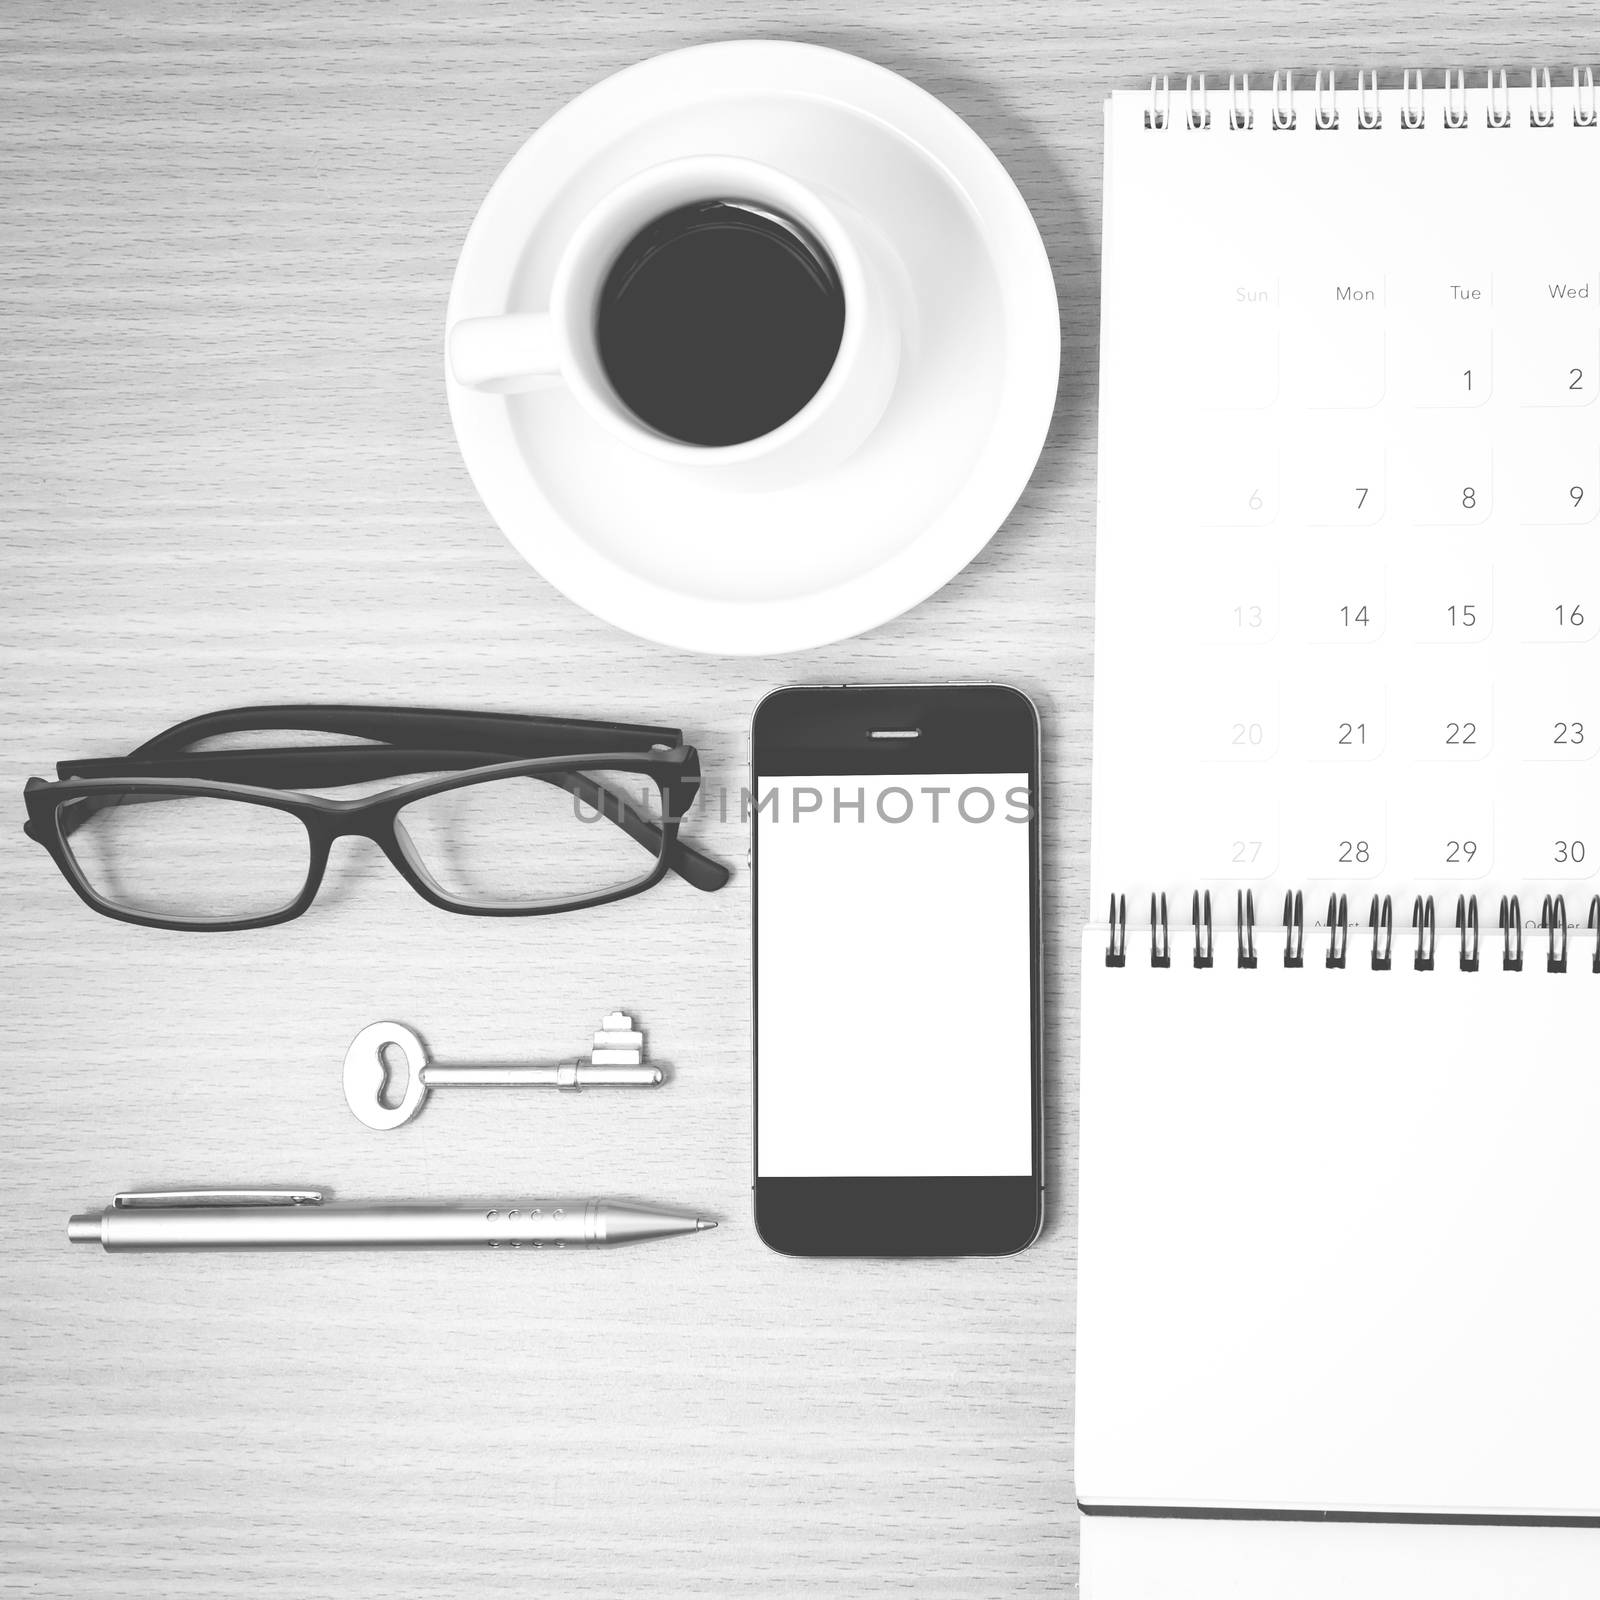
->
[[5, 5, 1600, 1597]]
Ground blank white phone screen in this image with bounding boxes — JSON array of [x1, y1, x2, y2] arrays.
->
[[755, 773, 1034, 1178]]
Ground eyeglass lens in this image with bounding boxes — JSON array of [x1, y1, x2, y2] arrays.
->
[[394, 767, 665, 909], [59, 793, 312, 923]]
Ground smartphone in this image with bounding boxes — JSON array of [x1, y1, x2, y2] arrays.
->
[[750, 684, 1043, 1257]]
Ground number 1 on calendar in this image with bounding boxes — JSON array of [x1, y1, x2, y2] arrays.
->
[[1401, 322, 1492, 409]]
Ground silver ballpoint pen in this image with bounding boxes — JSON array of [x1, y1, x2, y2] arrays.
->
[[67, 1190, 717, 1251]]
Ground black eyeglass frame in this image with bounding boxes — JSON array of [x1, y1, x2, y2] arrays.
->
[[23, 704, 730, 932]]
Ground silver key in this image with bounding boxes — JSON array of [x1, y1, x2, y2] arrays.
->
[[343, 1012, 662, 1130]]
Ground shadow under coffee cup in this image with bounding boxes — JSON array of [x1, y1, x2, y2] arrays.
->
[[448, 156, 901, 491]]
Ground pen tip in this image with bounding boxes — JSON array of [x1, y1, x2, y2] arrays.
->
[[696, 1218, 717, 1230]]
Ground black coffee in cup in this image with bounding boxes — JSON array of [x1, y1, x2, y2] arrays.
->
[[596, 201, 846, 448]]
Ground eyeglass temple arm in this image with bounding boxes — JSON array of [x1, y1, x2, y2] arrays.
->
[[128, 705, 687, 761], [539, 771, 729, 893]]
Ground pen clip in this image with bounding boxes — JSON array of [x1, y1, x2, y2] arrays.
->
[[112, 1189, 325, 1209]]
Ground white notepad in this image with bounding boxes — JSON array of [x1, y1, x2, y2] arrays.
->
[[1082, 1516, 1600, 1600], [1082, 69, 1600, 1594], [1079, 937, 1600, 1517]]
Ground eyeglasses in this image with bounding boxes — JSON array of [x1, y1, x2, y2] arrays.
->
[[23, 704, 730, 931]]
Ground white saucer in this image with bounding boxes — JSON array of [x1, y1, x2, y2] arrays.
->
[[445, 41, 1059, 655]]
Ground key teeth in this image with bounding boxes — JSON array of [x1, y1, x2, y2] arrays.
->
[[592, 1011, 644, 1062]]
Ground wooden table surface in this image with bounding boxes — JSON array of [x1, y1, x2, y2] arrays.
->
[[2, 4, 1590, 1594]]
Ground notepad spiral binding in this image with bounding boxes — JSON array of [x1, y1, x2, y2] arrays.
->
[[1104, 890, 1600, 974], [1143, 68, 1599, 132]]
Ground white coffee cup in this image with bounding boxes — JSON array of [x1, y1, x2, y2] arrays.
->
[[447, 156, 900, 492]]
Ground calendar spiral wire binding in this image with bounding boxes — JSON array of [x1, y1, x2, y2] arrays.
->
[[1315, 71, 1339, 131], [1456, 894, 1480, 972], [1229, 74, 1254, 131], [1283, 890, 1305, 968], [1533, 67, 1555, 128], [1412, 894, 1435, 971], [1500, 895, 1524, 971], [1145, 75, 1170, 130], [1357, 70, 1381, 130], [1105, 893, 1128, 967], [1104, 891, 1600, 972], [1543, 894, 1568, 973], [1192, 889, 1215, 968], [1150, 891, 1171, 968], [1369, 894, 1393, 970], [1488, 69, 1511, 129], [1273, 71, 1296, 131], [1237, 889, 1258, 968], [1146, 68, 1600, 132], [1325, 893, 1349, 968], [1402, 69, 1426, 129]]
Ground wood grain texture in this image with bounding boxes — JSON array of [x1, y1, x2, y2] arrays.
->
[[0, 2, 1592, 1594]]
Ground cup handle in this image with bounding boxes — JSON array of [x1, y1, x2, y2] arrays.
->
[[448, 313, 560, 393]]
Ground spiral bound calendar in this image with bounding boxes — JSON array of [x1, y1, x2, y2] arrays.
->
[[1080, 70, 1600, 1599]]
